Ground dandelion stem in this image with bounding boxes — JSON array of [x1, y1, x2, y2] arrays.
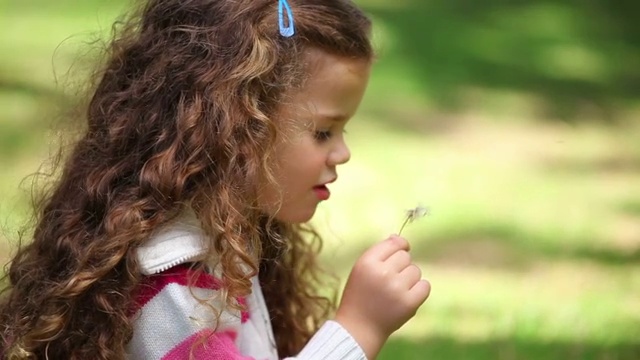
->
[[398, 216, 411, 236]]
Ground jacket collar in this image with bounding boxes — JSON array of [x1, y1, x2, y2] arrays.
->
[[136, 214, 210, 275]]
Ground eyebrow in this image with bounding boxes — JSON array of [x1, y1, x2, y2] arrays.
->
[[320, 113, 350, 122]]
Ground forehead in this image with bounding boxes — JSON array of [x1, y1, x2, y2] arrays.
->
[[303, 48, 371, 90], [284, 49, 371, 120]]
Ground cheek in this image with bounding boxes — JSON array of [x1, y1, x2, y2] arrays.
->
[[280, 139, 323, 171], [257, 149, 302, 202], [266, 136, 326, 195]]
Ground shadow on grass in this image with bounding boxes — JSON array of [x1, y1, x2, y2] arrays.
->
[[380, 336, 640, 360], [361, 0, 640, 124], [412, 226, 640, 269], [326, 222, 640, 274], [619, 200, 640, 217], [543, 157, 640, 175], [0, 72, 70, 159], [0, 78, 63, 100]]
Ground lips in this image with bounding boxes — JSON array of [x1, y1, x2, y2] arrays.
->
[[313, 185, 330, 200], [313, 177, 336, 201]]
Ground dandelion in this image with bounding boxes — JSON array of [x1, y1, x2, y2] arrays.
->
[[398, 205, 430, 235]]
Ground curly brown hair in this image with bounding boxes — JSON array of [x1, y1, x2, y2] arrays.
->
[[0, 0, 372, 359]]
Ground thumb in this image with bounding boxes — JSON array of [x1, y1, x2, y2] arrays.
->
[[368, 235, 410, 261]]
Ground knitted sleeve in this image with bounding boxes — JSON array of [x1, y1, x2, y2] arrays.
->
[[285, 320, 367, 360], [127, 264, 253, 360]]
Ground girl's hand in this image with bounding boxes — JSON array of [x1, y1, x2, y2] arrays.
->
[[334, 235, 431, 359]]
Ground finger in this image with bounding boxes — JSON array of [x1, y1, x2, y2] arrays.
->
[[390, 234, 411, 252], [398, 264, 422, 289], [408, 279, 431, 306], [368, 235, 410, 261], [385, 250, 411, 273]]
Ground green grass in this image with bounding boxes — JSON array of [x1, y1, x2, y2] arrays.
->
[[1, 1, 639, 359], [312, 118, 640, 359]]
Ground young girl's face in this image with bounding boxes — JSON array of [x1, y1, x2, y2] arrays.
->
[[259, 49, 371, 223]]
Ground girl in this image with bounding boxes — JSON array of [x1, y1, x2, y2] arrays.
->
[[0, 0, 431, 359]]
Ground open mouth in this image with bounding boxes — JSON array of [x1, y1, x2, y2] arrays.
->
[[312, 185, 330, 200]]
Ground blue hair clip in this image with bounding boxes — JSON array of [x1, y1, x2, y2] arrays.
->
[[278, 0, 295, 37]]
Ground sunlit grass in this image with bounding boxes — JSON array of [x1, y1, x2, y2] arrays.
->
[[313, 117, 640, 359]]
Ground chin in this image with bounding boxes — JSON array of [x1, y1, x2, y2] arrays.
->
[[275, 207, 317, 224]]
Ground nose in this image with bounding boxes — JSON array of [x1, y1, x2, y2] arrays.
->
[[328, 138, 351, 166]]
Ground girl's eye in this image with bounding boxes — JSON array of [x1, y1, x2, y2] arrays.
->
[[314, 130, 332, 142]]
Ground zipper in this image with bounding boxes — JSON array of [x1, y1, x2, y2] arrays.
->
[[150, 250, 206, 274]]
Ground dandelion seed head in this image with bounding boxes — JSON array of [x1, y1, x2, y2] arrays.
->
[[406, 205, 430, 223], [398, 204, 430, 235]]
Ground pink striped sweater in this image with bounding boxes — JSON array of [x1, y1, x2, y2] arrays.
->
[[127, 216, 366, 359]]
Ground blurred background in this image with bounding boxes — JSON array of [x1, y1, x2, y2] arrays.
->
[[1, 0, 639, 358]]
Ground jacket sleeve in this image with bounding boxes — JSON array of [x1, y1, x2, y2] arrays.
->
[[128, 265, 367, 360], [286, 320, 367, 360]]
